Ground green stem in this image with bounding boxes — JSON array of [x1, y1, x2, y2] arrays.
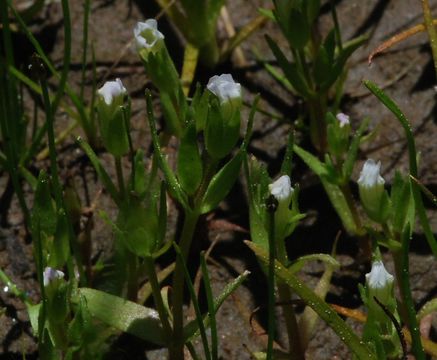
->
[[115, 156, 125, 200], [144, 257, 173, 342], [171, 209, 200, 359], [38, 59, 63, 209], [340, 184, 363, 234], [0, 268, 31, 304], [392, 228, 425, 360], [126, 255, 138, 302], [422, 0, 437, 77], [266, 197, 276, 360], [277, 283, 303, 359]]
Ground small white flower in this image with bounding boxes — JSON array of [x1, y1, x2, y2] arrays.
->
[[134, 20, 165, 53], [336, 113, 350, 128], [97, 78, 127, 106], [269, 175, 293, 202], [207, 74, 241, 104], [365, 260, 395, 312], [43, 267, 64, 287], [365, 260, 394, 290], [358, 159, 385, 188]]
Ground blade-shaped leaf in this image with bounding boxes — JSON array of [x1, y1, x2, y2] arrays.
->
[[78, 287, 165, 345], [200, 151, 243, 214], [245, 241, 376, 360]]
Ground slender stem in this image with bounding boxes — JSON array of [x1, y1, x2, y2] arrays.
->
[[392, 229, 425, 360], [0, 268, 31, 304], [80, 0, 91, 101], [144, 257, 173, 341], [126, 254, 138, 302], [274, 208, 303, 358], [38, 60, 63, 209], [171, 209, 200, 359], [266, 196, 277, 360], [114, 156, 125, 199], [277, 283, 304, 359], [340, 184, 363, 234], [422, 0, 437, 78]]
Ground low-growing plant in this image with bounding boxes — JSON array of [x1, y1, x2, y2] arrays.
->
[[1, 1, 437, 360]]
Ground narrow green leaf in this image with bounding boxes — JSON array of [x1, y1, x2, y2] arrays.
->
[[200, 151, 243, 214], [287, 8, 310, 49], [32, 170, 57, 236], [184, 270, 250, 342], [245, 241, 376, 360], [364, 80, 437, 257], [178, 123, 203, 195], [341, 117, 369, 181], [145, 91, 189, 209], [200, 253, 218, 360], [320, 35, 367, 91], [293, 144, 327, 177], [173, 243, 211, 360], [265, 35, 313, 98], [78, 288, 165, 345], [76, 137, 120, 206], [322, 179, 357, 235], [288, 253, 340, 274]]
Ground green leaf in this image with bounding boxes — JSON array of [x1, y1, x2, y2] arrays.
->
[[364, 80, 437, 257], [32, 170, 57, 236], [320, 34, 367, 91], [178, 123, 203, 195], [322, 179, 358, 235], [258, 8, 276, 21], [293, 144, 327, 177], [78, 288, 165, 345], [265, 35, 313, 98], [200, 151, 243, 214], [132, 149, 148, 197], [313, 45, 332, 85], [76, 137, 120, 206], [391, 172, 414, 234], [49, 210, 70, 268], [306, 0, 321, 24], [288, 253, 340, 274], [146, 91, 189, 209], [184, 269, 250, 342], [245, 241, 377, 360], [287, 8, 310, 49], [341, 117, 369, 182]]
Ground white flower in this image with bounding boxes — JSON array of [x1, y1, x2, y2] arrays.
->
[[365, 260, 394, 290], [43, 267, 64, 287], [134, 19, 165, 53], [336, 113, 350, 128], [358, 159, 384, 188], [365, 260, 395, 310], [207, 74, 241, 104], [269, 175, 293, 202], [97, 78, 127, 106]]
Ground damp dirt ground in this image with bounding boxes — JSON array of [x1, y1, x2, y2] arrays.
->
[[2, 1, 437, 359]]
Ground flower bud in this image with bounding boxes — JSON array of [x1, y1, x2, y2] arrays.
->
[[134, 20, 165, 58], [269, 175, 293, 203], [97, 78, 129, 156], [207, 74, 242, 106], [43, 267, 64, 287], [268, 175, 294, 240], [336, 113, 350, 128], [327, 112, 350, 157], [205, 74, 242, 159], [365, 260, 394, 309], [358, 159, 390, 222]]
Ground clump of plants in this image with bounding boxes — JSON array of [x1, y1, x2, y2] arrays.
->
[[1, 1, 437, 359]]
